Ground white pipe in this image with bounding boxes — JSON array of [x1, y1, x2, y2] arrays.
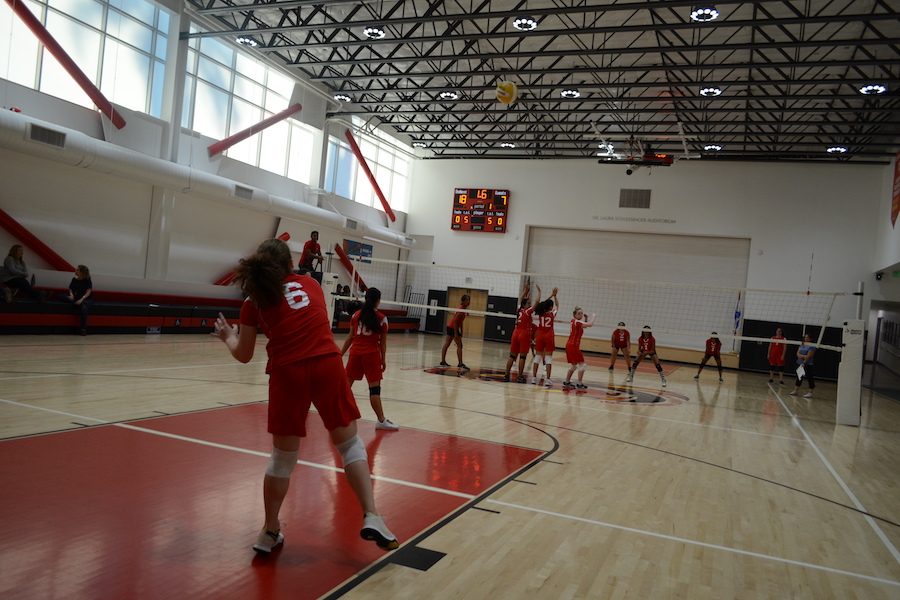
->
[[0, 110, 414, 248]]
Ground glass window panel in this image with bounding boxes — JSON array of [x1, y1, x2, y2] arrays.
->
[[229, 97, 261, 133], [157, 8, 170, 33], [266, 69, 294, 99], [181, 74, 194, 128], [50, 0, 103, 29], [109, 0, 155, 26], [187, 25, 199, 50], [154, 34, 167, 60], [391, 176, 408, 212], [149, 60, 164, 117], [264, 89, 287, 113], [376, 145, 394, 169], [199, 36, 234, 67], [394, 156, 409, 176], [101, 38, 150, 112], [324, 140, 338, 193], [355, 168, 374, 207], [186, 48, 198, 74], [235, 53, 264, 80], [226, 135, 259, 166], [0, 8, 40, 88], [259, 120, 289, 175], [287, 123, 313, 184], [334, 146, 354, 199], [107, 9, 153, 52], [360, 139, 377, 161], [233, 75, 263, 105], [193, 80, 229, 138], [41, 13, 101, 107], [197, 55, 231, 90]]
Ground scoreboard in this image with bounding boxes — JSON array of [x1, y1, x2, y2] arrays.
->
[[451, 188, 509, 233]]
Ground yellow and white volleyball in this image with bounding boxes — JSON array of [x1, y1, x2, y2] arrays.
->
[[495, 80, 519, 105]]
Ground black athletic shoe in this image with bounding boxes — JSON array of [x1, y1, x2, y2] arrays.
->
[[576, 383, 588, 389], [439, 361, 450, 367], [516, 375, 527, 384], [501, 374, 511, 382], [458, 363, 469, 370]]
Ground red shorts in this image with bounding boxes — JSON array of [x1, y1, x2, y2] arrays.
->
[[346, 350, 383, 384], [612, 342, 629, 350], [566, 345, 584, 364], [535, 329, 555, 353], [510, 328, 531, 355], [267, 354, 361, 437], [768, 357, 785, 367]]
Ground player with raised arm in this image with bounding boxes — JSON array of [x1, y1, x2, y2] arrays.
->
[[340, 287, 398, 431], [440, 294, 471, 369], [626, 325, 667, 387], [609, 322, 632, 374], [504, 283, 539, 382], [212, 238, 398, 554], [694, 332, 724, 382], [563, 307, 596, 389], [531, 287, 559, 387]]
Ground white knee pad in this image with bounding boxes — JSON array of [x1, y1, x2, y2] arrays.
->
[[336, 434, 367, 467], [543, 356, 553, 365], [577, 363, 586, 374], [265, 447, 298, 478], [533, 355, 542, 365]]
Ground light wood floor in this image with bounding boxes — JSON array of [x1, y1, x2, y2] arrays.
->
[[2, 333, 899, 599]]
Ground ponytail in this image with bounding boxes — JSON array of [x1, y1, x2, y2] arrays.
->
[[360, 287, 382, 333], [233, 239, 292, 308]]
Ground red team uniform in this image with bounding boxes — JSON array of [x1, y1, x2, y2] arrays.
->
[[638, 334, 656, 355], [447, 305, 467, 335], [298, 239, 321, 270], [534, 308, 557, 353], [612, 328, 630, 350], [240, 274, 361, 436], [346, 309, 388, 384], [705, 337, 722, 358], [510, 306, 535, 355], [565, 319, 585, 364], [768, 335, 786, 366]]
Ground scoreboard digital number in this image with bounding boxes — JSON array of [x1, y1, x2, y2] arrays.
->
[[451, 188, 509, 233]]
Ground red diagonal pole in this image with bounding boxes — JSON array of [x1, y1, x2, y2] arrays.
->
[[0, 207, 75, 271], [208, 103, 302, 157], [5, 0, 126, 129], [333, 243, 368, 292], [343, 129, 397, 222]]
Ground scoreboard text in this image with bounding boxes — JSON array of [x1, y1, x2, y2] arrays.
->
[[451, 188, 509, 233]]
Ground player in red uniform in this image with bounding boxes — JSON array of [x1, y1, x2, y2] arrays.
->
[[609, 321, 632, 373], [504, 284, 538, 383], [693, 332, 724, 382], [767, 327, 787, 384], [212, 239, 398, 554], [531, 287, 558, 387], [340, 287, 398, 431], [440, 294, 471, 369], [298, 231, 323, 272], [563, 307, 596, 389], [626, 325, 666, 387]]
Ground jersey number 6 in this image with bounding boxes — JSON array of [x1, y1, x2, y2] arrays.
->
[[284, 281, 310, 309]]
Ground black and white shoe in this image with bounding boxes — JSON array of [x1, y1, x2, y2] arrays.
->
[[252, 529, 284, 554]]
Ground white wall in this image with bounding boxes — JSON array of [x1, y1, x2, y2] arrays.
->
[[873, 155, 900, 276], [408, 158, 887, 325]]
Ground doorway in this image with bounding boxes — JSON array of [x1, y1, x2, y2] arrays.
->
[[447, 287, 488, 340]]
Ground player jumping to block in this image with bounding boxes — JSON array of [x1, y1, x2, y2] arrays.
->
[[531, 287, 559, 387], [626, 325, 667, 387], [609, 321, 632, 374], [440, 294, 471, 369], [340, 287, 399, 431], [504, 283, 538, 383], [212, 238, 398, 554], [694, 332, 724, 382], [563, 307, 596, 389]]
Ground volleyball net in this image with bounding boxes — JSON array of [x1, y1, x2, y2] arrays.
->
[[335, 255, 851, 353]]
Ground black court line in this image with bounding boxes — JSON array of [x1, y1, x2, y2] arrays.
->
[[70, 422, 90, 427], [542, 459, 564, 465], [388, 546, 447, 572], [152, 410, 170, 416], [471, 506, 501, 514], [512, 479, 538, 485], [322, 418, 560, 599]]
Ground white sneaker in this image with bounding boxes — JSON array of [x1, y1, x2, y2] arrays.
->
[[544, 379, 553, 388], [376, 419, 399, 431], [803, 392, 813, 399], [718, 377, 724, 383], [252, 529, 284, 553], [625, 374, 633, 383], [361, 513, 399, 550], [661, 377, 667, 388], [530, 377, 538, 385]]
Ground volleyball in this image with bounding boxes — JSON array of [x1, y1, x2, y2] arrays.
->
[[495, 80, 519, 105]]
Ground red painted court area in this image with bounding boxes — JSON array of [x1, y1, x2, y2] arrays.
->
[[0, 404, 542, 600]]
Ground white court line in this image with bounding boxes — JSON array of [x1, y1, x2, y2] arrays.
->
[[388, 373, 806, 443], [769, 384, 900, 566], [0, 360, 267, 383], [486, 499, 900, 589], [3, 397, 898, 589]]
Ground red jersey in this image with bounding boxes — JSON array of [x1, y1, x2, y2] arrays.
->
[[566, 319, 585, 348], [638, 334, 656, 354], [536, 308, 557, 332], [612, 328, 630, 348], [299, 239, 321, 268], [449, 304, 468, 328], [239, 274, 337, 370], [768, 335, 786, 362], [705, 338, 722, 356], [349, 309, 388, 355], [515, 306, 534, 331]]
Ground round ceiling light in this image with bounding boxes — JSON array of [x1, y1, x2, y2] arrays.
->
[[412, 141, 427, 148], [236, 37, 258, 47], [704, 144, 723, 151], [690, 6, 720, 22], [363, 26, 386, 40], [826, 145, 848, 154], [561, 89, 581, 99], [512, 16, 538, 31], [858, 83, 887, 95], [439, 90, 460, 100], [333, 93, 351, 102], [700, 86, 722, 97], [500, 142, 516, 149]]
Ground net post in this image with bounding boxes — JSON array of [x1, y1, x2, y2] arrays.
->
[[836, 319, 864, 426]]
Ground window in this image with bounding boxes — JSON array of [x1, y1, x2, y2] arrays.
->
[[323, 118, 412, 213], [0, 0, 171, 117]]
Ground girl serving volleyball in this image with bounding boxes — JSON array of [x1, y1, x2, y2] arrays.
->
[[212, 238, 398, 554]]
